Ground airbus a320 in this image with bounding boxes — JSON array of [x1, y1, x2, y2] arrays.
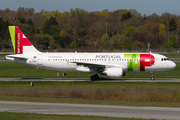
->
[[6, 26, 176, 80]]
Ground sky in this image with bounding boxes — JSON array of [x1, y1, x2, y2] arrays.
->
[[1, 0, 180, 16]]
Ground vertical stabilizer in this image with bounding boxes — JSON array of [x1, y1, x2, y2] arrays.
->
[[8, 26, 40, 54]]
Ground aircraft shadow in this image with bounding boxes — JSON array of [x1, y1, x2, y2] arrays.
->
[[17, 78, 44, 81], [95, 78, 174, 81]]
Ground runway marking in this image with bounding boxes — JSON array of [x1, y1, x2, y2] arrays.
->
[[1, 78, 180, 82]]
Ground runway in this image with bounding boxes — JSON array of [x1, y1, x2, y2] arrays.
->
[[171, 58, 180, 62], [0, 101, 180, 119], [0, 57, 7, 61], [1, 78, 180, 82]]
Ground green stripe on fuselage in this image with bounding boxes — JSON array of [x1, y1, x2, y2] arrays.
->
[[124, 54, 140, 71]]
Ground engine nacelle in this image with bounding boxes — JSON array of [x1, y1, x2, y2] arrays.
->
[[103, 68, 125, 78]]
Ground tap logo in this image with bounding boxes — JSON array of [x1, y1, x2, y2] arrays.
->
[[124, 54, 155, 71], [17, 33, 21, 54]]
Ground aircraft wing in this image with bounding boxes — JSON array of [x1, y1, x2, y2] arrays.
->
[[71, 61, 126, 71], [73, 61, 107, 69]]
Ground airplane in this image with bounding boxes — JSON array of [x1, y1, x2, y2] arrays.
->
[[6, 26, 176, 80]]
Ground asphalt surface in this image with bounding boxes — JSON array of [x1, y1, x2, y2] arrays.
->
[[0, 101, 180, 119], [0, 78, 179, 82], [0, 57, 7, 61], [170, 58, 180, 62], [1, 78, 180, 82]]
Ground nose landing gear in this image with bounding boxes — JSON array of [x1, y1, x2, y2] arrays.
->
[[151, 72, 155, 80]]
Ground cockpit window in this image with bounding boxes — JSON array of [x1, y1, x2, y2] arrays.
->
[[165, 58, 169, 61], [161, 58, 169, 61]]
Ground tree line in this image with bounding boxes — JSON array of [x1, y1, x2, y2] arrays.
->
[[0, 7, 179, 51]]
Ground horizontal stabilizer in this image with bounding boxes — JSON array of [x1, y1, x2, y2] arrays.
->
[[6, 54, 28, 60]]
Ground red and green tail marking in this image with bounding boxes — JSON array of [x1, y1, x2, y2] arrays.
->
[[8, 26, 32, 54]]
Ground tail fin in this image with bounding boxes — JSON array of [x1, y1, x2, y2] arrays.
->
[[8, 26, 40, 54]]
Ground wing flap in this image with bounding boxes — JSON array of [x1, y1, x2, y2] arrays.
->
[[71, 61, 126, 70]]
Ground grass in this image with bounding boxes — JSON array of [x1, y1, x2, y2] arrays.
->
[[0, 61, 179, 78], [0, 112, 154, 120], [161, 53, 180, 58], [0, 54, 9, 57], [1, 81, 180, 107], [0, 61, 93, 78]]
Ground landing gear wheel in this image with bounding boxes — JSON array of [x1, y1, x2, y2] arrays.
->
[[90, 76, 95, 81], [150, 72, 155, 80], [90, 74, 99, 81], [94, 74, 99, 80]]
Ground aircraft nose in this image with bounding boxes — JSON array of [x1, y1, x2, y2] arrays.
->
[[170, 61, 176, 69]]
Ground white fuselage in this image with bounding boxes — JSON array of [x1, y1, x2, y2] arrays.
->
[[8, 52, 176, 73]]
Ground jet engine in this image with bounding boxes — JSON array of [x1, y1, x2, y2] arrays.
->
[[103, 68, 126, 78]]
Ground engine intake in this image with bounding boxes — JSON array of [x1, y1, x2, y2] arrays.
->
[[103, 68, 125, 78]]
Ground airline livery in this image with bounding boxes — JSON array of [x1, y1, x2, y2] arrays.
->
[[6, 26, 176, 80]]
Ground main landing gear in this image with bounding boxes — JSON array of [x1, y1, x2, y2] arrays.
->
[[150, 72, 155, 80], [90, 74, 99, 81]]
